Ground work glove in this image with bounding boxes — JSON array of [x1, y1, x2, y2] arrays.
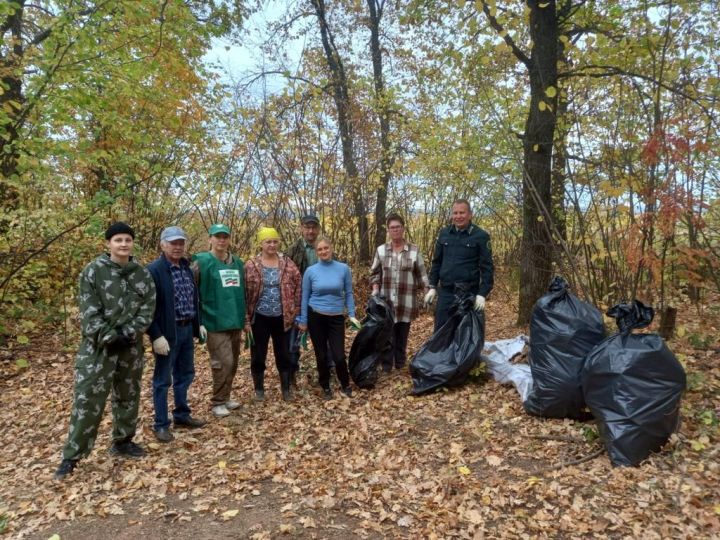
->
[[152, 336, 170, 356], [474, 295, 486, 312], [349, 317, 362, 330], [423, 289, 437, 307], [199, 325, 208, 342], [299, 331, 309, 351], [106, 328, 136, 352], [244, 327, 255, 349]]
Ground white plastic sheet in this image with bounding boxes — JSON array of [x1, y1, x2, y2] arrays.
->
[[482, 336, 533, 402]]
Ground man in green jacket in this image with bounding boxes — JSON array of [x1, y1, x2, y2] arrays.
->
[[54, 222, 156, 480], [192, 223, 247, 418]]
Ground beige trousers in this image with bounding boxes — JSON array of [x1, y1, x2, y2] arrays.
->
[[206, 329, 242, 406]]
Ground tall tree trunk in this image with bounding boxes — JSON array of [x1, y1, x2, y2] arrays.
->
[[0, 1, 26, 219], [310, 0, 370, 263], [517, 0, 559, 324], [551, 35, 569, 267], [367, 0, 393, 250]]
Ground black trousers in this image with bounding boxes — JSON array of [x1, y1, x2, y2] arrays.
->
[[391, 322, 411, 368], [307, 309, 350, 389], [251, 312, 291, 375]]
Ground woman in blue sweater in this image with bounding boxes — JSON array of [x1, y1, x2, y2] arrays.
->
[[297, 237, 360, 399]]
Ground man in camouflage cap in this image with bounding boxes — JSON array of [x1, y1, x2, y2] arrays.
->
[[54, 222, 156, 480]]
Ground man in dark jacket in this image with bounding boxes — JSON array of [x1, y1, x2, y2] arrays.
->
[[147, 226, 206, 443], [425, 199, 494, 330], [286, 214, 322, 383], [287, 214, 320, 275]]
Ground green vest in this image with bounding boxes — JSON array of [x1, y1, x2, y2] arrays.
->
[[192, 251, 246, 332]]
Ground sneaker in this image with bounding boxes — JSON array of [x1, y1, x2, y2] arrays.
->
[[174, 416, 207, 429], [341, 386, 353, 397], [154, 428, 174, 443], [109, 440, 146, 458], [212, 404, 231, 417], [322, 388, 333, 400], [54, 458, 78, 480], [225, 400, 241, 410]]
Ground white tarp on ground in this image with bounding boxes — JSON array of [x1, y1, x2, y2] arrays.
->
[[482, 336, 533, 401]]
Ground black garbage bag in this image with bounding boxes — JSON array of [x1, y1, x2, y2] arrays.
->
[[523, 276, 605, 419], [348, 295, 395, 388], [581, 300, 686, 467], [410, 292, 485, 395]]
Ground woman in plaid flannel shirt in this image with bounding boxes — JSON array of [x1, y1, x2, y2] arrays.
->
[[370, 213, 429, 371]]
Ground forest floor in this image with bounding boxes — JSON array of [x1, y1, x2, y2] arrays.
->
[[1, 285, 719, 539]]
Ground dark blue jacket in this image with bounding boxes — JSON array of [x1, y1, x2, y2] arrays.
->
[[428, 222, 494, 297], [146, 255, 200, 344]]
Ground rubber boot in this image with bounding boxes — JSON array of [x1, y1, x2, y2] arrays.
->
[[252, 372, 265, 402], [280, 372, 292, 402]]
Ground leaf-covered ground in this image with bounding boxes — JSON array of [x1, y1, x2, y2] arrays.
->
[[1, 290, 719, 539]]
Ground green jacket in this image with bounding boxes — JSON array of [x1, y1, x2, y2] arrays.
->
[[78, 254, 156, 346], [287, 238, 312, 276], [192, 251, 246, 332]]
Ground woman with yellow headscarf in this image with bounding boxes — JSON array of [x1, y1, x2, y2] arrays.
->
[[244, 227, 302, 401]]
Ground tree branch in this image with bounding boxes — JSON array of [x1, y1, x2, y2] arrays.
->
[[477, 2, 530, 68]]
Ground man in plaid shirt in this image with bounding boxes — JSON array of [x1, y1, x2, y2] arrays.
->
[[370, 213, 429, 371]]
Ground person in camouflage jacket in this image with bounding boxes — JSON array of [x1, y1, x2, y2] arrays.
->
[[54, 222, 156, 480]]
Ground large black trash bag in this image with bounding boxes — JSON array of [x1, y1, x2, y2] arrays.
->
[[348, 295, 395, 388], [410, 292, 485, 395], [523, 276, 605, 419], [581, 300, 686, 467]]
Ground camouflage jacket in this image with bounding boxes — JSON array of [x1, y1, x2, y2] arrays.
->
[[78, 254, 156, 347]]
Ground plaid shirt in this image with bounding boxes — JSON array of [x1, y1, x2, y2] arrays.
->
[[167, 258, 196, 321], [370, 242, 429, 322]]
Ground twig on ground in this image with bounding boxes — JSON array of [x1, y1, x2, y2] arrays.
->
[[531, 447, 605, 475], [529, 434, 585, 443]]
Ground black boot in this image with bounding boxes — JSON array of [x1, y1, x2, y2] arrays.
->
[[54, 458, 79, 480], [280, 372, 292, 402], [252, 372, 265, 402]]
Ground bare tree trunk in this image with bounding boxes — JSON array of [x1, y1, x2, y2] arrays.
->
[[517, 0, 559, 324], [310, 0, 370, 263], [367, 0, 394, 250]]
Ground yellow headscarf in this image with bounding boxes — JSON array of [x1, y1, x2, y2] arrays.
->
[[257, 227, 280, 244]]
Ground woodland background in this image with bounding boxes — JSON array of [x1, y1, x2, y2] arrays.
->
[[1, 1, 719, 537]]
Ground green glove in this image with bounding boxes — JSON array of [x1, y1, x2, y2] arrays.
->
[[349, 316, 362, 330], [245, 328, 255, 349], [299, 331, 309, 351]]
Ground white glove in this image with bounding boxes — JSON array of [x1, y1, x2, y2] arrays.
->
[[199, 325, 208, 341], [152, 336, 170, 355], [474, 295, 486, 311], [424, 289, 437, 306]]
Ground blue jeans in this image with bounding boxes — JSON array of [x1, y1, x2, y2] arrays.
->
[[152, 323, 195, 430]]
